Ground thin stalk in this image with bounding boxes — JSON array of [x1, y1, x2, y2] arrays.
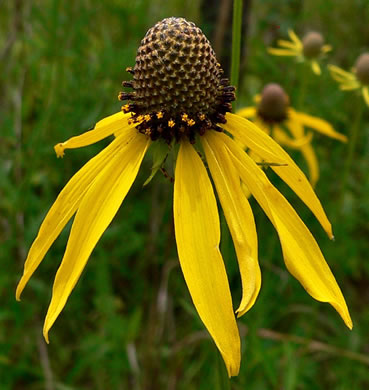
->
[[340, 97, 364, 206], [297, 62, 309, 109], [230, 0, 243, 94]]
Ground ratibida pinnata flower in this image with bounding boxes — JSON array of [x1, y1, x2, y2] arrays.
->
[[17, 18, 352, 377]]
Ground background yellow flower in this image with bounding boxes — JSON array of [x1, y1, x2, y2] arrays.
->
[[237, 83, 347, 187], [329, 53, 369, 106], [268, 29, 332, 75]]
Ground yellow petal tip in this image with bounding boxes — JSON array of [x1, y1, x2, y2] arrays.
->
[[15, 282, 24, 301], [235, 304, 248, 318], [54, 143, 65, 158], [43, 329, 50, 344], [342, 312, 353, 330]]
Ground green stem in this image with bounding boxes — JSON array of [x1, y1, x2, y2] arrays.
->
[[230, 0, 243, 94], [297, 62, 309, 109], [340, 97, 364, 205]]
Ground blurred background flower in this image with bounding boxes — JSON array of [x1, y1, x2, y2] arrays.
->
[[268, 29, 331, 75], [329, 53, 369, 106], [237, 83, 347, 186]]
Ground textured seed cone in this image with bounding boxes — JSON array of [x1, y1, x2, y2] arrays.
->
[[355, 53, 369, 85], [119, 17, 235, 143], [302, 32, 324, 58], [258, 83, 289, 123]]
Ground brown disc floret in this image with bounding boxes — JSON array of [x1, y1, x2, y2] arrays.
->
[[355, 53, 369, 85], [119, 17, 235, 143], [257, 83, 290, 124], [302, 32, 324, 59]]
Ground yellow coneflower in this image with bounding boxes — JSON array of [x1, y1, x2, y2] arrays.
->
[[237, 83, 347, 187], [16, 18, 352, 377], [268, 30, 332, 75], [329, 53, 369, 107]]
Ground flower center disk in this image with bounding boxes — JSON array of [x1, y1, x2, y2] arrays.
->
[[302, 32, 324, 58], [119, 17, 235, 143], [258, 83, 289, 123], [355, 53, 369, 85]]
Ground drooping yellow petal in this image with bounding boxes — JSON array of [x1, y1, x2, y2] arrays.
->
[[338, 80, 361, 90], [54, 112, 133, 157], [292, 110, 347, 142], [277, 39, 299, 50], [362, 86, 369, 107], [243, 148, 263, 199], [253, 117, 271, 136], [16, 128, 138, 301], [224, 113, 333, 238], [288, 29, 303, 48], [273, 125, 313, 149], [224, 114, 284, 164], [236, 106, 257, 119], [43, 131, 150, 342], [300, 142, 319, 187], [221, 133, 352, 329], [285, 121, 319, 187], [267, 48, 299, 57], [202, 134, 260, 317], [173, 141, 240, 377], [328, 65, 357, 82], [311, 61, 321, 76], [330, 73, 352, 83]]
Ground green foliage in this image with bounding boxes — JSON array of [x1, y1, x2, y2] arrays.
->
[[1, 0, 369, 388]]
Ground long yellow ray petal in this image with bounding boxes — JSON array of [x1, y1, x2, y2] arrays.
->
[[330, 74, 352, 83], [236, 107, 257, 119], [293, 111, 347, 142], [224, 113, 333, 238], [43, 132, 150, 342], [339, 81, 361, 90], [362, 86, 369, 107], [300, 142, 319, 187], [277, 39, 299, 50], [288, 29, 303, 47], [253, 117, 271, 136], [16, 128, 138, 300], [221, 133, 352, 329], [285, 121, 319, 186], [224, 114, 284, 163], [202, 134, 260, 317], [54, 112, 133, 157], [285, 119, 304, 138], [267, 48, 299, 57], [311, 61, 321, 76], [273, 125, 313, 149], [173, 141, 240, 377], [328, 65, 357, 81]]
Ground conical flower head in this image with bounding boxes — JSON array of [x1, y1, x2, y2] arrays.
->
[[119, 17, 235, 143], [355, 53, 369, 85], [258, 83, 289, 123], [302, 31, 324, 58]]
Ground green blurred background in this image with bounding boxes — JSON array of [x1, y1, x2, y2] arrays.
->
[[1, 0, 369, 389]]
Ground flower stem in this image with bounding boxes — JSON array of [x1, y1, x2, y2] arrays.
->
[[340, 97, 364, 205], [297, 62, 309, 109], [230, 0, 243, 94]]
